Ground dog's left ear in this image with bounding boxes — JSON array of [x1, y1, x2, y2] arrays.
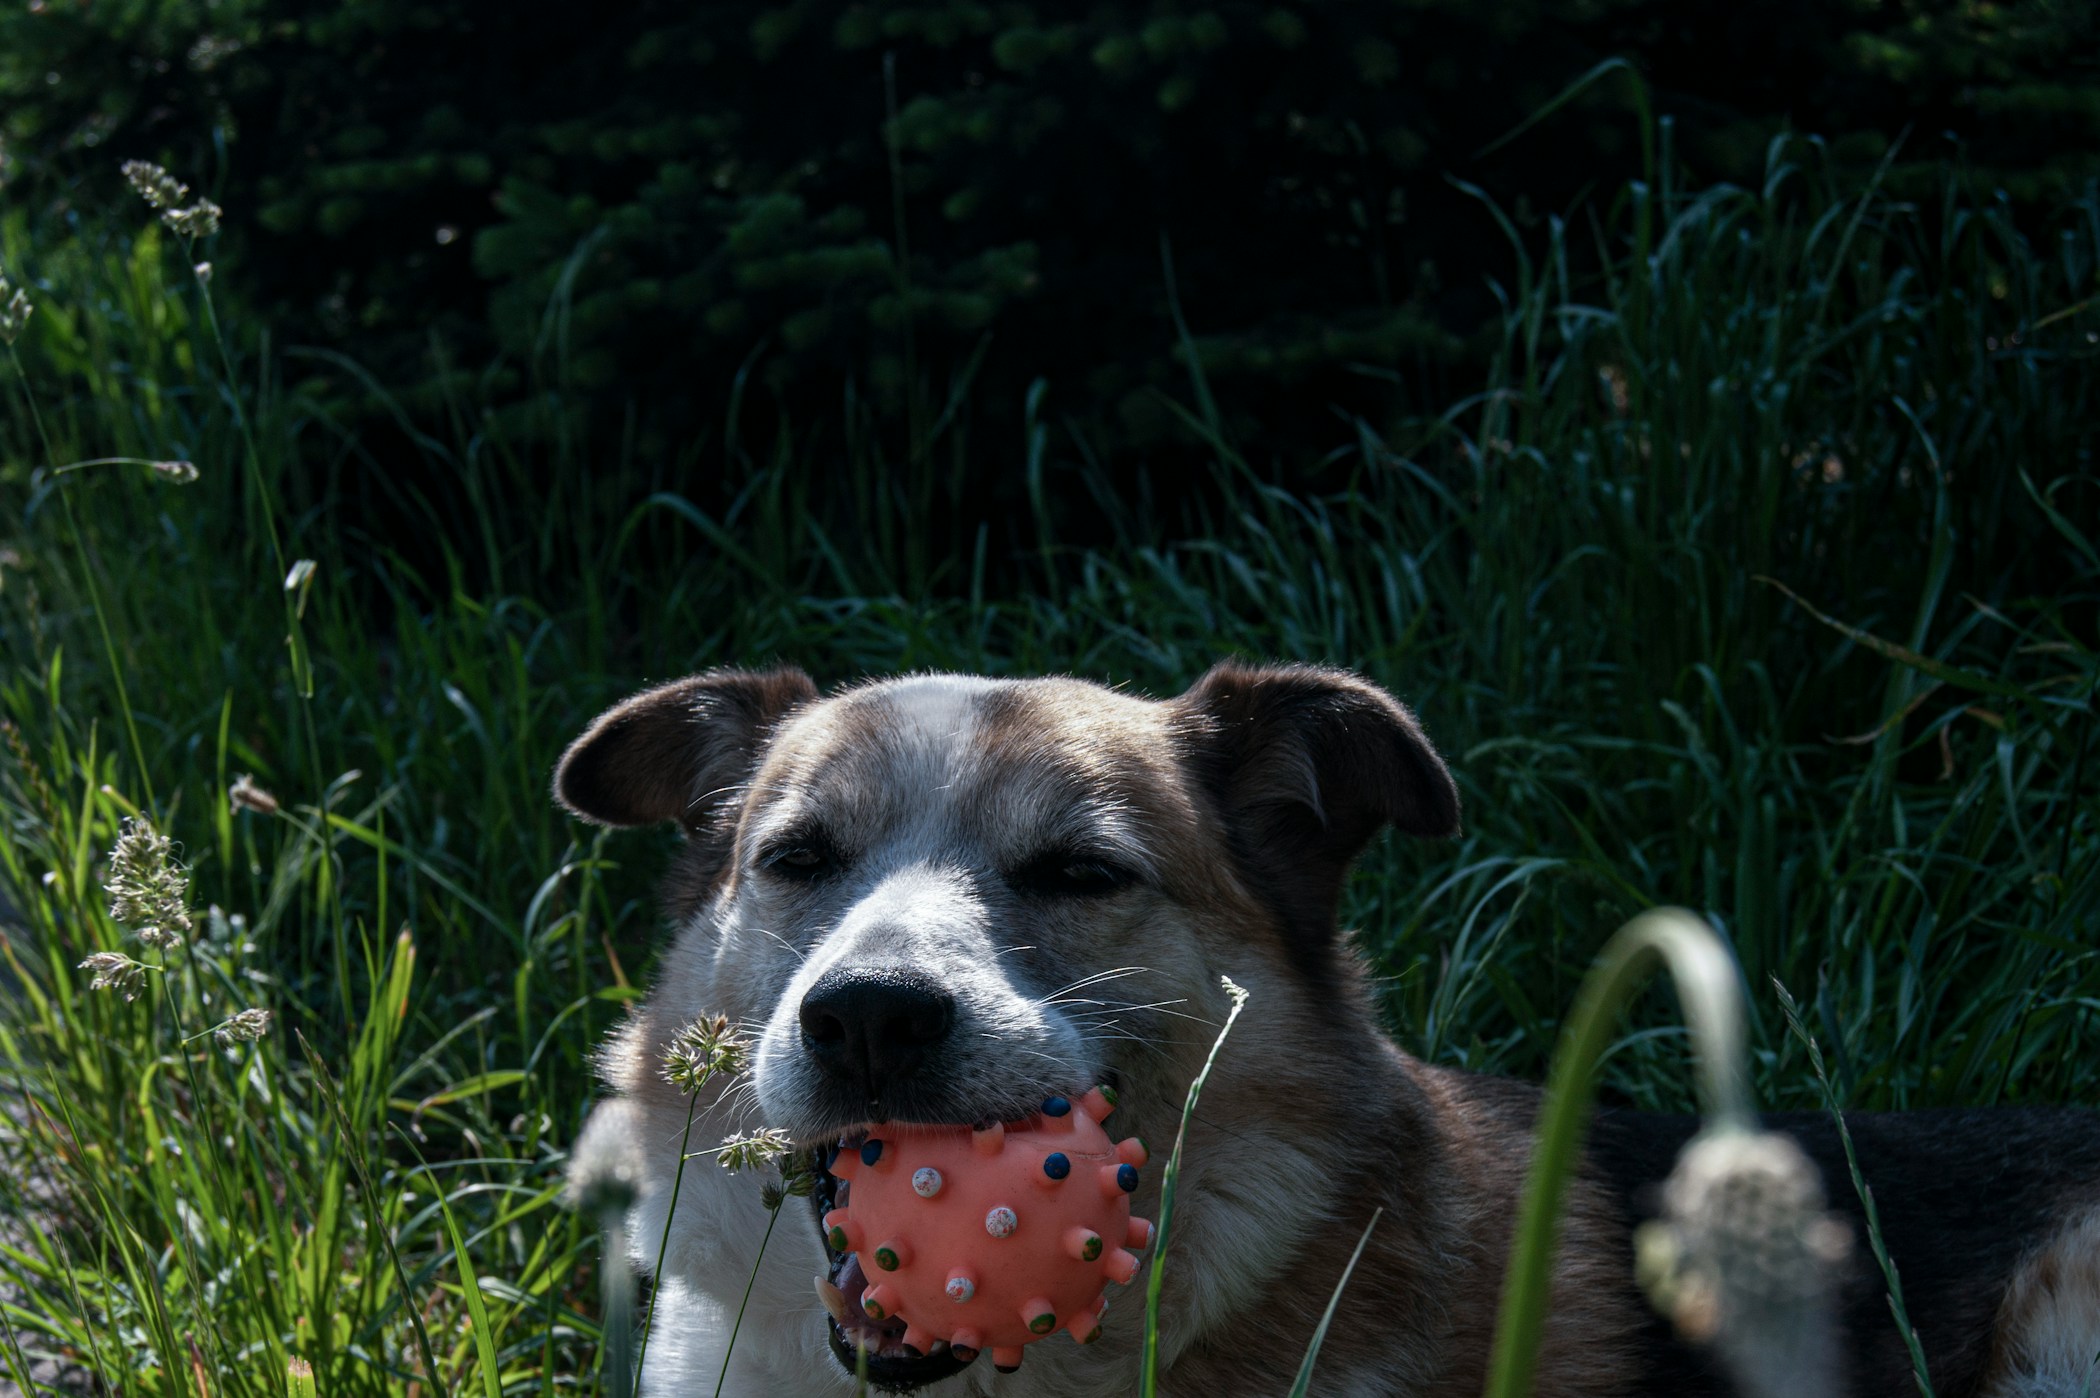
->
[[1172, 660, 1459, 949], [553, 666, 819, 832]]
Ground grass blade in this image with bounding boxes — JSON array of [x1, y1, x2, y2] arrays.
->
[[1140, 975, 1250, 1397], [405, 1131, 504, 1398], [1286, 1206, 1383, 1398], [1773, 980, 1937, 1397], [1757, 576, 2030, 701], [298, 1031, 452, 1398]]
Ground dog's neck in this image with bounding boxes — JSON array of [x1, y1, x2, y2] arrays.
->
[[1113, 948, 1451, 1383]]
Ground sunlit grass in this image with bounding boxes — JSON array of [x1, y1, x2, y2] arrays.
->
[[0, 119, 2094, 1394]]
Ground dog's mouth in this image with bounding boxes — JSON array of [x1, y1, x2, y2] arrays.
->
[[809, 1132, 972, 1392]]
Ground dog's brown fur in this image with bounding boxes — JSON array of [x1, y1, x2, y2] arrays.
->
[[559, 662, 2099, 1397]]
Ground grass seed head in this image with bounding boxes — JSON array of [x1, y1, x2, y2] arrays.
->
[[78, 950, 150, 1001], [165, 198, 223, 239], [229, 773, 279, 813], [122, 159, 189, 210], [0, 268, 30, 346], [664, 1012, 745, 1094], [284, 559, 318, 614], [103, 815, 193, 949], [717, 1126, 795, 1173], [213, 1007, 273, 1047], [152, 460, 201, 484], [566, 1111, 643, 1217], [760, 1147, 817, 1209], [119, 160, 224, 239], [1636, 1128, 1850, 1398]]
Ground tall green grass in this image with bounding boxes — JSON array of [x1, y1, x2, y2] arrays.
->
[[1, 124, 2095, 1393]]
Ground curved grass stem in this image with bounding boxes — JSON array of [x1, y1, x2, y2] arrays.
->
[[632, 1091, 702, 1384], [1484, 907, 1753, 1398], [7, 346, 156, 810], [1140, 974, 1250, 1397], [713, 1200, 785, 1398]]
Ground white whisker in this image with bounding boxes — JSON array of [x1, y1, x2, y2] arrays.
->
[[1064, 997, 1193, 1017], [750, 926, 807, 963], [1039, 965, 1154, 1001]]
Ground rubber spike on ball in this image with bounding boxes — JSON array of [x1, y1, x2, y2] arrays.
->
[[1098, 1162, 1140, 1198]]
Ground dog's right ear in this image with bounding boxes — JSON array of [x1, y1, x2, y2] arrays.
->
[[1171, 660, 1459, 977], [553, 667, 818, 831]]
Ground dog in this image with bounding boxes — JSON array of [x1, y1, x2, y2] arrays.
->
[[557, 662, 2100, 1396]]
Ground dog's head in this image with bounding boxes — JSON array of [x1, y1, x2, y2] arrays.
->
[[556, 662, 1458, 1387]]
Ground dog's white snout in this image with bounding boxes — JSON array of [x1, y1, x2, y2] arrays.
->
[[756, 860, 1091, 1136]]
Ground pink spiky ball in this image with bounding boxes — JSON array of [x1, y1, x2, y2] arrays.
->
[[823, 1087, 1153, 1373]]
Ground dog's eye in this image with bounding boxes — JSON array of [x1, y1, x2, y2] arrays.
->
[[759, 838, 842, 882], [1013, 853, 1134, 898]]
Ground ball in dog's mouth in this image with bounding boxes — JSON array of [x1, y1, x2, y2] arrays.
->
[[804, 1083, 1142, 1391], [810, 1134, 971, 1392]]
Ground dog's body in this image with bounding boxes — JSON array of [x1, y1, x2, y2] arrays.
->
[[558, 664, 2100, 1397]]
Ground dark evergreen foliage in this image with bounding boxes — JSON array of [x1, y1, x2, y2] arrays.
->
[[6, 0, 2095, 513]]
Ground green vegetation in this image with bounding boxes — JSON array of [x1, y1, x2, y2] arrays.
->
[[6, 0, 2096, 546], [2, 98, 2096, 1397]]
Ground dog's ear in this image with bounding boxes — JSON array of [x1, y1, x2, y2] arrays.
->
[[553, 667, 818, 831], [1172, 660, 1459, 954]]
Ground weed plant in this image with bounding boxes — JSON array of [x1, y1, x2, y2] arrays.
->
[[0, 124, 2094, 1393]]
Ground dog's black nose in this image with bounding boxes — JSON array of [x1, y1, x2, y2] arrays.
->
[[798, 967, 955, 1099]]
